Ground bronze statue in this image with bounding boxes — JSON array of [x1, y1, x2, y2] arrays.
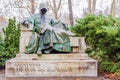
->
[[22, 3, 73, 54]]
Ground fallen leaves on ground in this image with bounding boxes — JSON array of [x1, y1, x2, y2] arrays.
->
[[98, 70, 120, 80], [0, 70, 5, 74]]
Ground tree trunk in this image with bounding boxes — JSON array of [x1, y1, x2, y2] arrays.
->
[[53, 0, 58, 19], [54, 11, 58, 19], [110, 0, 116, 16], [68, 0, 74, 25], [30, 0, 35, 14], [88, 0, 92, 14], [92, 0, 96, 14]]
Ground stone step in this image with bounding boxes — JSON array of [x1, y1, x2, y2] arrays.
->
[[6, 58, 97, 77], [15, 53, 89, 60], [38, 53, 89, 60], [1, 74, 106, 80]]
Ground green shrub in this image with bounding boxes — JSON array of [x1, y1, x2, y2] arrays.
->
[[70, 14, 120, 74], [0, 18, 20, 67], [0, 34, 5, 66]]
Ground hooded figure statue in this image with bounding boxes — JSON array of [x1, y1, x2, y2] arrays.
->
[[22, 3, 73, 54]]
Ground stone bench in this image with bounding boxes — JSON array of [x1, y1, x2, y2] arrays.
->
[[19, 25, 86, 53]]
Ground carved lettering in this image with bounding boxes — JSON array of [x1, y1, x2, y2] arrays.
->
[[14, 62, 89, 74]]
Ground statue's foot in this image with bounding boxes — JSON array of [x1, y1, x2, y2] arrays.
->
[[42, 48, 52, 54]]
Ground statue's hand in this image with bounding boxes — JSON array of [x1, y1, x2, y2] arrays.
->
[[40, 24, 53, 34], [33, 27, 42, 35], [21, 18, 30, 28], [22, 20, 29, 28]]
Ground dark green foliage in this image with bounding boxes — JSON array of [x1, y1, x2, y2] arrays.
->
[[0, 18, 20, 66], [0, 34, 5, 66], [70, 14, 120, 75], [100, 61, 120, 73]]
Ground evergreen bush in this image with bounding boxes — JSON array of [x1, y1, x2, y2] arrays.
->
[[0, 18, 20, 67], [70, 14, 120, 75]]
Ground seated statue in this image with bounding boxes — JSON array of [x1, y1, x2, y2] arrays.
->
[[22, 3, 74, 54]]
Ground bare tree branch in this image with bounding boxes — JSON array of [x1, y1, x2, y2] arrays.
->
[[47, 0, 63, 19], [68, 0, 73, 25], [57, 0, 62, 11]]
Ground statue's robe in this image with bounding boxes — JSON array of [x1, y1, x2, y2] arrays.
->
[[25, 14, 72, 54]]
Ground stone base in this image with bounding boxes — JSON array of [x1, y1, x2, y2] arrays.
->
[[6, 54, 97, 77], [15, 53, 89, 60]]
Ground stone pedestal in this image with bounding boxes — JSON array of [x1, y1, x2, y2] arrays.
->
[[5, 25, 97, 77], [6, 54, 97, 77]]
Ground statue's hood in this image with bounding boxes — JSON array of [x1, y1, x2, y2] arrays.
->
[[39, 3, 48, 11]]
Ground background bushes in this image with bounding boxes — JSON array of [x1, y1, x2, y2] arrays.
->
[[70, 14, 120, 75]]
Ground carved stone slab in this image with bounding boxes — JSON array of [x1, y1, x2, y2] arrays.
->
[[15, 54, 89, 60], [38, 54, 89, 60], [19, 25, 33, 53], [70, 37, 80, 47], [6, 59, 97, 77]]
